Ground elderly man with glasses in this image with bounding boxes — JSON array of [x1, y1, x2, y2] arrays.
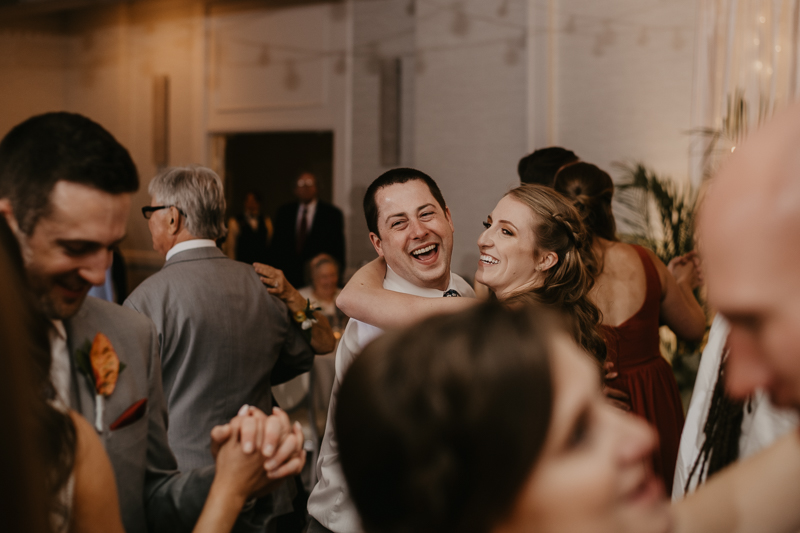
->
[[126, 166, 322, 529]]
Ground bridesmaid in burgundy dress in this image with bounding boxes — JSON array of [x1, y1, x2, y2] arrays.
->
[[555, 162, 705, 494]]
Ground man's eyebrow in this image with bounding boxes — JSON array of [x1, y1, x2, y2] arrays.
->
[[55, 235, 127, 249]]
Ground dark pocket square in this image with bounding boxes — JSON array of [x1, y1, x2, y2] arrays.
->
[[110, 398, 147, 431]]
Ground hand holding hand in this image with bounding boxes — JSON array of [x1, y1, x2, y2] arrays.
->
[[668, 251, 703, 290], [602, 361, 631, 412]]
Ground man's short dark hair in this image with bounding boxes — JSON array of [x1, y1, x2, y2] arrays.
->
[[0, 112, 139, 234], [363, 168, 446, 237], [517, 146, 579, 187]]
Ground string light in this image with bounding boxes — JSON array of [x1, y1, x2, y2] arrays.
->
[[637, 26, 649, 46], [334, 52, 346, 75], [672, 28, 685, 51], [497, 0, 509, 18], [415, 50, 426, 74], [451, 2, 470, 37], [258, 46, 270, 67], [406, 0, 415, 17], [284, 59, 300, 90], [563, 15, 577, 34]]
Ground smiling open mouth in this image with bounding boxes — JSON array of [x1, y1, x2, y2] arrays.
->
[[411, 244, 438, 260], [480, 254, 499, 265]]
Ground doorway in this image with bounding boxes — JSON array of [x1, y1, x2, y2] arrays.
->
[[222, 131, 334, 222]]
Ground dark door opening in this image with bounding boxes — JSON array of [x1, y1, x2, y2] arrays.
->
[[223, 131, 334, 223]]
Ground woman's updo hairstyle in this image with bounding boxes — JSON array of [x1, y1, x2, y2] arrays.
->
[[553, 162, 616, 241], [503, 184, 606, 362], [336, 303, 555, 533]]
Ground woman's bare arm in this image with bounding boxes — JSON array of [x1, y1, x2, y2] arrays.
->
[[673, 430, 800, 533], [647, 249, 706, 342], [70, 412, 125, 533], [336, 258, 475, 330]]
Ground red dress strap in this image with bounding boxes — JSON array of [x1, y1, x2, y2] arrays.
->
[[630, 244, 662, 307]]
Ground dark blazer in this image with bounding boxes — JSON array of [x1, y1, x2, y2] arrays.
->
[[269, 201, 345, 287], [65, 297, 215, 533]]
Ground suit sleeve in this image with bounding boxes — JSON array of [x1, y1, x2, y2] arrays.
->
[[137, 312, 273, 533], [270, 299, 316, 386]]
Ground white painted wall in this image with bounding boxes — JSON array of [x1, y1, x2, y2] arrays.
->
[[543, 0, 698, 182]]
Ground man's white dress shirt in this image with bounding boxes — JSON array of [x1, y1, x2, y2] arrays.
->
[[306, 266, 475, 532]]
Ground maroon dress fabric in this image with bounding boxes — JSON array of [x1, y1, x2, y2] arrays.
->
[[600, 244, 685, 494]]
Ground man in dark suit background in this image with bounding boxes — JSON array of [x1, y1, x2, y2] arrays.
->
[[269, 172, 345, 287]]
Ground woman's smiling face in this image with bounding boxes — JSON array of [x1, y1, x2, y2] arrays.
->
[[475, 195, 542, 299]]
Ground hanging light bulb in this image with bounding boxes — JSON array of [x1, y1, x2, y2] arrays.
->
[[637, 26, 649, 47], [672, 28, 685, 51], [415, 50, 426, 74], [334, 52, 346, 75], [451, 2, 470, 37], [258, 45, 271, 67], [366, 42, 381, 75], [285, 59, 300, 90], [406, 0, 415, 16], [563, 14, 577, 34], [504, 38, 520, 65], [497, 0, 509, 17], [593, 20, 616, 56]]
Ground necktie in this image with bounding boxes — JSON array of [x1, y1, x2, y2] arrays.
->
[[443, 289, 461, 297], [297, 205, 308, 254]]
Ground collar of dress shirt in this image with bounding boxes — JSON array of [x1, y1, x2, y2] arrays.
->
[[166, 239, 217, 262], [296, 199, 318, 226], [383, 265, 454, 297]]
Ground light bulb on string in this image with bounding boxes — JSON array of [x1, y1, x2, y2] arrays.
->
[[334, 52, 346, 75], [451, 2, 470, 37], [366, 41, 381, 75], [504, 38, 520, 65], [637, 26, 649, 47], [564, 14, 577, 34], [592, 20, 616, 56], [258, 45, 271, 67], [672, 28, 685, 51], [415, 50, 426, 74], [284, 59, 300, 91], [406, 0, 415, 16], [497, 0, 509, 17]]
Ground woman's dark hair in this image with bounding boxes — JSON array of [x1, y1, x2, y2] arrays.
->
[[337, 303, 555, 533], [553, 162, 617, 241], [502, 184, 607, 362], [0, 217, 76, 530]]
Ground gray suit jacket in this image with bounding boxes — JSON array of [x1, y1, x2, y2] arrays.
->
[[65, 297, 214, 533], [124, 246, 314, 471]]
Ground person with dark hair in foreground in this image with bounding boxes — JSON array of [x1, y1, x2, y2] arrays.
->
[[0, 112, 305, 533], [517, 146, 579, 186], [554, 162, 706, 493], [337, 302, 800, 533]]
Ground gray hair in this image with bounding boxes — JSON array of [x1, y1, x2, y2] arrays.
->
[[148, 166, 227, 240]]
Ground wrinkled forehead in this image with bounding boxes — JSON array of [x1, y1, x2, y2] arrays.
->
[[375, 180, 440, 219]]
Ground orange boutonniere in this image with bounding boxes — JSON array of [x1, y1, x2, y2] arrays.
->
[[75, 333, 126, 431]]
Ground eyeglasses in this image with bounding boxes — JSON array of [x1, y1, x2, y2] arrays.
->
[[141, 205, 186, 220]]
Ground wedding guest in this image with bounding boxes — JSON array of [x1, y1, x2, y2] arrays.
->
[[224, 191, 273, 265], [0, 112, 304, 533], [517, 146, 579, 186], [554, 161, 706, 493], [269, 172, 345, 287], [337, 183, 606, 361], [337, 302, 800, 533]]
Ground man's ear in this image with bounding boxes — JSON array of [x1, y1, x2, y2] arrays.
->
[[0, 199, 21, 235], [168, 206, 182, 235], [369, 232, 385, 258], [539, 251, 559, 272], [445, 206, 454, 234]]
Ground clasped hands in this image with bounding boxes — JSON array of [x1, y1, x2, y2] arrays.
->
[[208, 404, 306, 502]]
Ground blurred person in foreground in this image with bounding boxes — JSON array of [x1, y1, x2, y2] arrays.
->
[[0, 112, 304, 533], [554, 162, 706, 493], [337, 302, 800, 533], [0, 214, 300, 533]]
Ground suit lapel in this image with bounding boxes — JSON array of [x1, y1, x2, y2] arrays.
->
[[64, 317, 97, 427]]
